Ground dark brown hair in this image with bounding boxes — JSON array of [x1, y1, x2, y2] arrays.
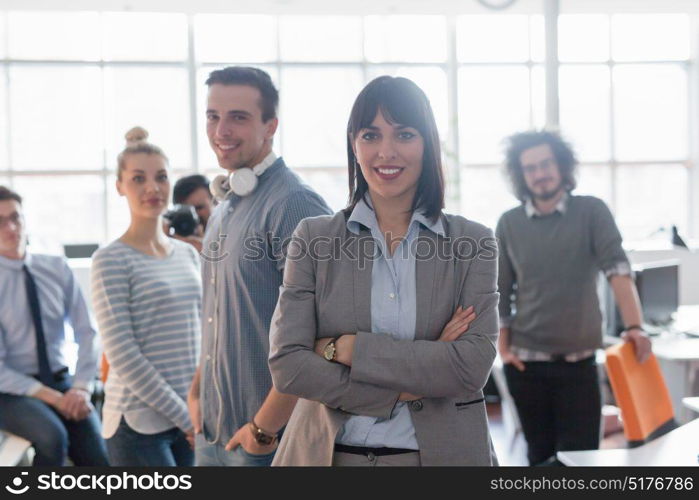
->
[[503, 130, 578, 202], [0, 186, 22, 204], [205, 66, 279, 123], [173, 174, 210, 204], [344, 76, 444, 221], [116, 127, 168, 180]]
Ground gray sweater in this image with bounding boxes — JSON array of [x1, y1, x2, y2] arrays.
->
[[496, 195, 630, 354]]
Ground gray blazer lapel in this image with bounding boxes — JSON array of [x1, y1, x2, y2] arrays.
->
[[415, 227, 438, 341], [352, 228, 374, 333]]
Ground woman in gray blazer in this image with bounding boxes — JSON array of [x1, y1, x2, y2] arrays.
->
[[268, 76, 499, 466]]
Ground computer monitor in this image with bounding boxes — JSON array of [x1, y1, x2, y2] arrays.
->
[[63, 243, 98, 259], [635, 260, 680, 327], [602, 260, 680, 336]]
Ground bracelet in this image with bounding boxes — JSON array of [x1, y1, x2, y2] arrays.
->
[[625, 324, 644, 332]]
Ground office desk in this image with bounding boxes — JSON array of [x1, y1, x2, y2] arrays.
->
[[652, 335, 699, 422], [653, 338, 699, 360], [650, 306, 699, 422], [683, 397, 699, 413], [557, 418, 699, 466], [672, 305, 699, 335]]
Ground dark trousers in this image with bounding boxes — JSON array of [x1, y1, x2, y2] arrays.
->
[[0, 378, 109, 466], [504, 357, 602, 466], [107, 417, 193, 467]]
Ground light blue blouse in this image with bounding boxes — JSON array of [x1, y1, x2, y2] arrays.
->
[[336, 196, 445, 449]]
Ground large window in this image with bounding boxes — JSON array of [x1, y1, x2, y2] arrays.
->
[[0, 8, 694, 247], [558, 13, 691, 241], [457, 14, 545, 226]]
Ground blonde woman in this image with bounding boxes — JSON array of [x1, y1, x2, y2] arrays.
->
[[91, 128, 201, 466]]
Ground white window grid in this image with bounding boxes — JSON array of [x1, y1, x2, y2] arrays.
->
[[0, 10, 695, 243]]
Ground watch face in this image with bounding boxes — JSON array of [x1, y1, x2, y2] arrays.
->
[[323, 342, 336, 361], [255, 431, 275, 445]]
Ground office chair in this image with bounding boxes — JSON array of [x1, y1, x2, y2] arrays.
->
[[100, 354, 110, 384], [88, 354, 110, 416], [604, 341, 678, 447]]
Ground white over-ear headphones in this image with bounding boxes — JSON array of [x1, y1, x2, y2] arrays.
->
[[210, 153, 277, 201]]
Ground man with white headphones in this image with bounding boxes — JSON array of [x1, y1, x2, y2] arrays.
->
[[187, 67, 331, 466]]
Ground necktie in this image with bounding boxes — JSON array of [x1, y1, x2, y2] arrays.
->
[[22, 264, 54, 387]]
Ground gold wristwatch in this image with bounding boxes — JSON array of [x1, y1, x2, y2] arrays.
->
[[323, 339, 337, 361]]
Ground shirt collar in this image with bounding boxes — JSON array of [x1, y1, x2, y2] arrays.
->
[[252, 151, 278, 177], [524, 191, 569, 218], [346, 195, 445, 237], [0, 252, 30, 271]]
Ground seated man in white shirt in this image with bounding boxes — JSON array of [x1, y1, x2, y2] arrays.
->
[[0, 186, 108, 466]]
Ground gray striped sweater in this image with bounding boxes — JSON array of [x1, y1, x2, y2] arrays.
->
[[90, 239, 201, 438]]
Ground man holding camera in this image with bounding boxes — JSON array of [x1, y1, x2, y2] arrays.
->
[[164, 176, 216, 253], [164, 204, 204, 253], [173, 174, 215, 232]]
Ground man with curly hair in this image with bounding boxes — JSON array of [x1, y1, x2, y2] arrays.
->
[[496, 130, 652, 465]]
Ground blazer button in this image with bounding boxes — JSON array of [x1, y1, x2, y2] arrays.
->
[[410, 400, 423, 411]]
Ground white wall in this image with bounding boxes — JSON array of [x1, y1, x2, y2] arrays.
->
[[7, 0, 699, 16]]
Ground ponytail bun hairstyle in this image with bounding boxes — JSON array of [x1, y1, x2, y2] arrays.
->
[[117, 126, 168, 180]]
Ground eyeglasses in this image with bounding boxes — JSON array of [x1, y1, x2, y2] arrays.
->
[[0, 212, 22, 229], [522, 158, 556, 175]]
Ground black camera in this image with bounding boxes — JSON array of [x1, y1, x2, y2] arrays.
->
[[164, 204, 200, 237]]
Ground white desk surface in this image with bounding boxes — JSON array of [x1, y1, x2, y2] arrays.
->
[[557, 418, 699, 466], [683, 397, 699, 413], [651, 336, 699, 361], [674, 305, 699, 334], [600, 306, 699, 362], [648, 305, 699, 361]]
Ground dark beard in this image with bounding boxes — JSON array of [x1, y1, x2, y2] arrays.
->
[[532, 184, 564, 202]]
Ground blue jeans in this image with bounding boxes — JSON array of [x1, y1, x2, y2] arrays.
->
[[194, 433, 275, 466], [106, 417, 193, 466], [0, 379, 109, 466]]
